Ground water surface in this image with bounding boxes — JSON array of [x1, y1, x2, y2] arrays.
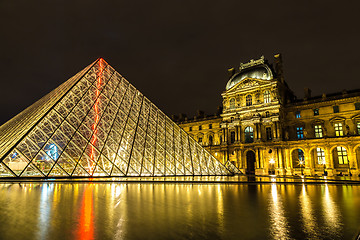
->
[[0, 182, 359, 239]]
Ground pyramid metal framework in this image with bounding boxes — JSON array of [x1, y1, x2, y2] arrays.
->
[[0, 59, 238, 178]]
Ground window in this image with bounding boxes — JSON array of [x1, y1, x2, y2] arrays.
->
[[295, 111, 301, 118], [355, 102, 360, 110], [313, 108, 319, 116], [314, 125, 323, 138], [264, 90, 271, 103], [296, 127, 304, 139], [266, 127, 272, 140], [199, 125, 202, 130], [334, 123, 343, 136], [230, 131, 236, 143], [337, 146, 348, 164], [189, 127, 192, 131], [333, 105, 339, 113], [316, 148, 325, 165], [198, 137, 202, 144], [246, 95, 252, 106], [230, 98, 235, 109], [244, 126, 254, 143], [357, 122, 360, 134], [208, 135, 213, 145], [209, 124, 212, 129], [265, 111, 270, 118]]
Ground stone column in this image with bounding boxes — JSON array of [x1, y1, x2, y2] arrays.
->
[[285, 148, 293, 175], [325, 147, 335, 176]]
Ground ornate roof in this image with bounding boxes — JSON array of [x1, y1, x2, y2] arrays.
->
[[225, 56, 274, 90]]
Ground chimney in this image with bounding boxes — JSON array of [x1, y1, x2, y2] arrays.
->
[[228, 68, 236, 79], [197, 110, 205, 118], [274, 53, 284, 83], [216, 106, 223, 116], [179, 113, 187, 121], [304, 88, 311, 100]]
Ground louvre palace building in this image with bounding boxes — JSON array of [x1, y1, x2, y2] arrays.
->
[[176, 54, 360, 176]]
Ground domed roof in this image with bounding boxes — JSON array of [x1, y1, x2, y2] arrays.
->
[[225, 64, 273, 90]]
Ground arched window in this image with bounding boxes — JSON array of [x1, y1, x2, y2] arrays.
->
[[246, 95, 252, 106], [264, 90, 271, 103], [230, 98, 235, 109], [244, 126, 254, 143]]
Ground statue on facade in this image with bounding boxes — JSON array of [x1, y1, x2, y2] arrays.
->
[[346, 125, 350, 136], [303, 128, 308, 138]]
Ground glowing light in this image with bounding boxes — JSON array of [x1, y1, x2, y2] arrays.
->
[[45, 144, 59, 161], [89, 59, 104, 174], [269, 158, 275, 164], [77, 185, 94, 240]]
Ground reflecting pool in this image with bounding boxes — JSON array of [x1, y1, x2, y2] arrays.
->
[[0, 183, 359, 239]]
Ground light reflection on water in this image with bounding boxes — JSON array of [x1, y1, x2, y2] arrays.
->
[[0, 183, 359, 239]]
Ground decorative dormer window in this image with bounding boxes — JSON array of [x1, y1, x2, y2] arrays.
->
[[246, 95, 252, 106], [264, 90, 271, 103], [230, 98, 235, 109]]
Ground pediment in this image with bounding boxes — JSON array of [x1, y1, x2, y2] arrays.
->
[[227, 78, 272, 93], [329, 116, 346, 123]]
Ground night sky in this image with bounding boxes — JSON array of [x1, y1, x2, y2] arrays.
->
[[1, 1, 360, 125]]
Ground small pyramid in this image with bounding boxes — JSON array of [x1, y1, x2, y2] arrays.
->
[[0, 59, 238, 177]]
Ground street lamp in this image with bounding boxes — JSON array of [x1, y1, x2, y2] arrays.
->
[[269, 158, 275, 175], [299, 160, 305, 176], [321, 159, 327, 176]]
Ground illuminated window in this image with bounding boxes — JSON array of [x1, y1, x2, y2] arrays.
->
[[333, 105, 339, 113], [295, 111, 301, 118], [316, 148, 325, 165], [357, 122, 360, 134], [296, 127, 304, 139], [189, 127, 192, 131], [208, 135, 213, 145], [198, 137, 202, 144], [314, 125, 323, 138], [336, 146, 348, 164], [355, 102, 360, 110], [230, 98, 235, 109], [246, 95, 252, 106], [266, 127, 272, 140], [199, 125, 202, 130], [334, 123, 343, 136], [313, 108, 319, 116], [209, 124, 212, 129], [244, 126, 254, 143], [264, 90, 271, 103], [230, 131, 236, 143]]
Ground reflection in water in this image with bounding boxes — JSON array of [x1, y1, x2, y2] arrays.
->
[[269, 184, 291, 240], [299, 184, 318, 239], [113, 184, 126, 239], [37, 184, 54, 240], [0, 183, 359, 239], [77, 184, 94, 240], [323, 185, 341, 237]]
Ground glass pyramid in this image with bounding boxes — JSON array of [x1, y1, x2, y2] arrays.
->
[[0, 59, 238, 178]]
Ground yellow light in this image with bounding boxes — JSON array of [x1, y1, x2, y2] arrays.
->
[[269, 158, 275, 164]]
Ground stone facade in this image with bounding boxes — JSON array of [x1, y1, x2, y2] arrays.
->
[[177, 55, 360, 176]]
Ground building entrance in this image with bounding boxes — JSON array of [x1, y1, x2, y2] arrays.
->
[[246, 150, 256, 174]]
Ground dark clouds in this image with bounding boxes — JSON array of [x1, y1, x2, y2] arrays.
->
[[1, 0, 360, 125]]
